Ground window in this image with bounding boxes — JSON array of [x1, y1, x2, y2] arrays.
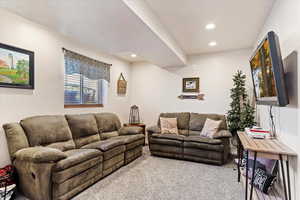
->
[[63, 49, 110, 108]]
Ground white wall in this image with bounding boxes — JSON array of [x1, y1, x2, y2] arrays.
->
[[0, 9, 132, 167], [130, 48, 252, 126], [255, 0, 300, 199]]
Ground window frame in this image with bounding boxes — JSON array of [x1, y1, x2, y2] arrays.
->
[[63, 52, 107, 108], [64, 72, 104, 108]]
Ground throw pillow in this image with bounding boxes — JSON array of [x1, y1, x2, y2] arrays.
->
[[253, 167, 276, 194], [200, 118, 222, 138], [160, 117, 179, 134]]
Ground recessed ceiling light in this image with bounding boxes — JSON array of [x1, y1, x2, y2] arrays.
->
[[208, 41, 217, 46], [131, 54, 137, 58], [205, 23, 216, 30]]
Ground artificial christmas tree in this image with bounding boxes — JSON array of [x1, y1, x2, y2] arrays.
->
[[227, 70, 256, 136]]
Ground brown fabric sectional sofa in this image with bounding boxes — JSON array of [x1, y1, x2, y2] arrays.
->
[[3, 113, 145, 200], [147, 112, 232, 165]]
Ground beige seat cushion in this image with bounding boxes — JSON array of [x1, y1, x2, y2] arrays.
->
[[200, 118, 222, 138], [160, 117, 179, 134], [54, 149, 102, 171]]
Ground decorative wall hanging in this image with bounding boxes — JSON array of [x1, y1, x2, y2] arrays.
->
[[182, 77, 199, 93], [117, 73, 127, 95], [129, 105, 140, 124], [178, 94, 205, 100], [0, 43, 34, 89]]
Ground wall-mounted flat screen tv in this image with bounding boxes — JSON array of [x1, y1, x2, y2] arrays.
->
[[249, 31, 288, 107]]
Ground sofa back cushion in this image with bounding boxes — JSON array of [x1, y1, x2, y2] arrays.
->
[[158, 112, 190, 130], [3, 123, 30, 159], [20, 115, 75, 151], [65, 114, 100, 148], [94, 113, 121, 139], [189, 113, 227, 132]]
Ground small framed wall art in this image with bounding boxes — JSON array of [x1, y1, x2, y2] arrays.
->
[[182, 77, 199, 93], [117, 73, 127, 95], [0, 43, 34, 89]]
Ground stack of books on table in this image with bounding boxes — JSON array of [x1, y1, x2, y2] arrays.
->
[[245, 128, 271, 139]]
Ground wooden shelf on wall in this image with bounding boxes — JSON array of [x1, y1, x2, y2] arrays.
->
[[178, 94, 205, 100]]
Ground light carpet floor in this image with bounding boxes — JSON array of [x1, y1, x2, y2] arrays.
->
[[17, 147, 244, 200]]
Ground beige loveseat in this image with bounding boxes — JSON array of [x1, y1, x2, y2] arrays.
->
[[3, 113, 145, 200]]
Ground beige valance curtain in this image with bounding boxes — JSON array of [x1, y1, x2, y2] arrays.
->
[[63, 48, 111, 82]]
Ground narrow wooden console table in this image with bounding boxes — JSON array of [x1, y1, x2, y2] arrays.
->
[[237, 132, 297, 200]]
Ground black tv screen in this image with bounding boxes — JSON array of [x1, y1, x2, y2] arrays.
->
[[249, 31, 289, 107]]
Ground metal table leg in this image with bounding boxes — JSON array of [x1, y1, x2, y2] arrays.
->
[[237, 137, 241, 182], [250, 152, 257, 200], [280, 155, 288, 200], [286, 157, 291, 200], [245, 150, 249, 200]]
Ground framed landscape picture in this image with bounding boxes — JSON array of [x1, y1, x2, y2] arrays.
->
[[0, 43, 34, 89], [182, 77, 199, 93]]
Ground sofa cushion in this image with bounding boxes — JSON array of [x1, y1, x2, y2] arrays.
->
[[151, 133, 185, 141], [213, 130, 232, 139], [110, 135, 145, 150], [147, 125, 161, 134], [94, 113, 121, 133], [158, 112, 190, 130], [100, 131, 119, 140], [184, 136, 222, 145], [178, 129, 189, 136], [54, 149, 102, 171], [81, 139, 124, 152], [20, 115, 75, 151], [150, 138, 182, 146], [189, 113, 227, 131], [184, 142, 224, 152], [3, 123, 30, 159], [110, 134, 145, 144], [189, 130, 201, 136], [119, 126, 143, 136], [65, 114, 100, 148]]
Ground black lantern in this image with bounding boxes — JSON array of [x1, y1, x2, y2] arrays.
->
[[129, 105, 140, 124]]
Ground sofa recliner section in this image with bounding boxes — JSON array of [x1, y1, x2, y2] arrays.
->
[[3, 112, 145, 200], [148, 112, 232, 165]]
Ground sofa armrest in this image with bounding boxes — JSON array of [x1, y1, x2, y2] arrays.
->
[[213, 130, 232, 139], [119, 126, 143, 136], [147, 125, 161, 135], [15, 147, 67, 163]]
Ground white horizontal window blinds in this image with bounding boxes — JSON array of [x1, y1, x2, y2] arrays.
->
[[64, 73, 81, 105], [63, 48, 111, 106]]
